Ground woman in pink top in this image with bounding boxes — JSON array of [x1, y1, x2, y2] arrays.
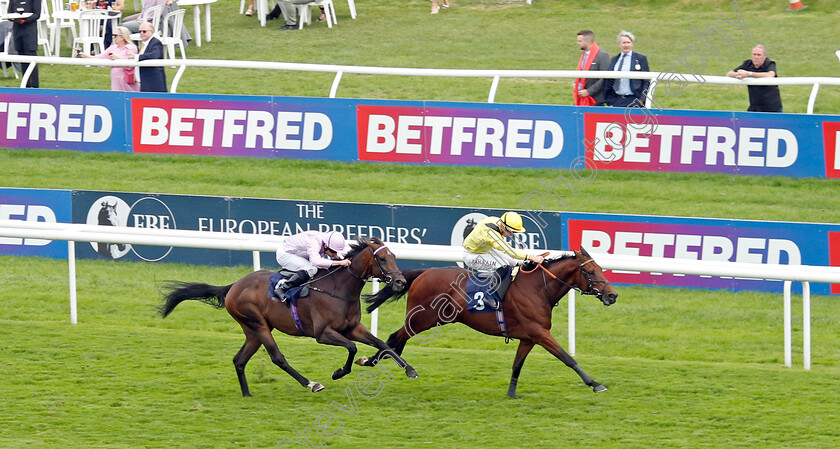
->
[[274, 230, 350, 301], [78, 26, 140, 92]]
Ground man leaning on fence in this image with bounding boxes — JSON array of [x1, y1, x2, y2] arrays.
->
[[726, 45, 782, 113]]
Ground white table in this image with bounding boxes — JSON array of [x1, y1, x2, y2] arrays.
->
[[177, 0, 216, 47]]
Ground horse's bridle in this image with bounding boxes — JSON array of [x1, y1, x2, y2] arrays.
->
[[347, 244, 402, 285], [527, 254, 610, 299], [309, 244, 402, 302], [577, 258, 610, 298]]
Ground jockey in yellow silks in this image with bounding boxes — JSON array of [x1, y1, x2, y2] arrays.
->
[[462, 212, 545, 309]]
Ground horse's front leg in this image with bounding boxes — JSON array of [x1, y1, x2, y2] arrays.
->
[[507, 339, 535, 399], [316, 327, 358, 380], [532, 329, 606, 393], [349, 325, 418, 379]]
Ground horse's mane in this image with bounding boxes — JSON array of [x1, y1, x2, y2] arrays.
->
[[343, 236, 384, 260], [543, 251, 577, 266]]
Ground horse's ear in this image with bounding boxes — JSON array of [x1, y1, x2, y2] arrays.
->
[[579, 246, 591, 257]]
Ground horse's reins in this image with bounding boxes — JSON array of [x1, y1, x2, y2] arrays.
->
[[310, 244, 400, 302], [521, 253, 608, 299]]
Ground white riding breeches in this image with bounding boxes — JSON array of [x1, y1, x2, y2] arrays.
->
[[275, 251, 319, 276]]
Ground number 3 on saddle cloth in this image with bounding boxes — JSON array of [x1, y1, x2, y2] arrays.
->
[[268, 271, 311, 335], [465, 266, 514, 313]]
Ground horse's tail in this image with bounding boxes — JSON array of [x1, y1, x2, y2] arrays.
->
[[364, 269, 426, 313], [158, 281, 233, 318]]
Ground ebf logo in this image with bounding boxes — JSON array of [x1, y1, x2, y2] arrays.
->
[[85, 195, 177, 261]]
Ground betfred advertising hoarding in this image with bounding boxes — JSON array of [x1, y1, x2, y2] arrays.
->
[[0, 188, 71, 258], [584, 110, 826, 177], [356, 103, 580, 168], [129, 95, 361, 160], [562, 212, 840, 295], [4, 87, 840, 178], [0, 88, 130, 153]]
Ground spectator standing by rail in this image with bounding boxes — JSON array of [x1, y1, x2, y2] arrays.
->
[[573, 30, 609, 106], [726, 44, 782, 113], [137, 22, 167, 92], [605, 30, 649, 108], [78, 26, 140, 92], [7, 0, 39, 88]]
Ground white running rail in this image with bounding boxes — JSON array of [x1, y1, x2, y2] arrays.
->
[[1, 55, 838, 114], [3, 218, 838, 370]]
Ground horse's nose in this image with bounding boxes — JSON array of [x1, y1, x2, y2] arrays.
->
[[604, 292, 618, 305], [393, 276, 406, 292]]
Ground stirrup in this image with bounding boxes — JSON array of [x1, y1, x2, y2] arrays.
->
[[274, 282, 287, 300]]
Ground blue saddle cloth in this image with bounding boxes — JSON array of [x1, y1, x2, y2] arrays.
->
[[268, 272, 306, 306], [464, 266, 512, 313]]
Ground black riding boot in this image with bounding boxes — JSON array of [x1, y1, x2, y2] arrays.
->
[[487, 266, 513, 310], [274, 270, 311, 302]]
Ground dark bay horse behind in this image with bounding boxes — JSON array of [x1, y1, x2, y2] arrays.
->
[[159, 237, 417, 397], [360, 248, 617, 398]]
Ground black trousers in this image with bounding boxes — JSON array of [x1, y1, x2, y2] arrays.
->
[[608, 95, 641, 108], [13, 25, 39, 88]]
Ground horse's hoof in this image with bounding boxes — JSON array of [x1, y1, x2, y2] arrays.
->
[[332, 369, 347, 380], [354, 356, 369, 366], [405, 367, 418, 379], [507, 392, 519, 399], [307, 381, 325, 392], [593, 384, 607, 393]]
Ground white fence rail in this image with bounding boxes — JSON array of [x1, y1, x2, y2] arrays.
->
[[2, 219, 838, 370], [1, 55, 839, 114]]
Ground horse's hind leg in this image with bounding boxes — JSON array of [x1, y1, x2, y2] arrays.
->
[[533, 330, 606, 393], [256, 328, 324, 393], [233, 336, 261, 397], [348, 325, 418, 378]]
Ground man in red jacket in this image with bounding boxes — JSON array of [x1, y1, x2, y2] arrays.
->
[[573, 30, 609, 106]]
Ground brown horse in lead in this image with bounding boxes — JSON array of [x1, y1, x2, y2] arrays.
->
[[159, 237, 417, 397], [359, 248, 617, 398]]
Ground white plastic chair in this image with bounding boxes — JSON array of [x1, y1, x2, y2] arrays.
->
[[73, 9, 109, 56], [1, 26, 20, 79], [49, 0, 78, 56], [37, 15, 54, 57], [160, 8, 186, 59], [128, 3, 165, 42], [296, 0, 335, 29]]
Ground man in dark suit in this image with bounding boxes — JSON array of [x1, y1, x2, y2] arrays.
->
[[605, 30, 650, 108], [137, 22, 167, 92], [8, 0, 39, 88], [574, 30, 609, 106]]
